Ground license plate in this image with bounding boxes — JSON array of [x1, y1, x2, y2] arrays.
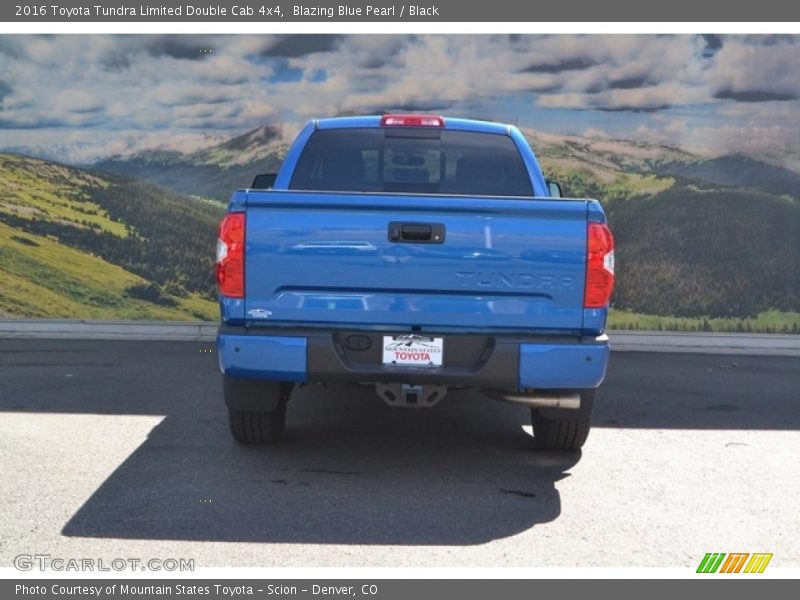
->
[[382, 335, 444, 367]]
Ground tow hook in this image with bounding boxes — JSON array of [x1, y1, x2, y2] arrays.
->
[[375, 383, 448, 408]]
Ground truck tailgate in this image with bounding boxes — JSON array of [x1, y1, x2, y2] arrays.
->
[[244, 191, 588, 333]]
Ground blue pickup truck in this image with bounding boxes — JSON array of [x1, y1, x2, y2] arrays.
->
[[215, 115, 615, 451]]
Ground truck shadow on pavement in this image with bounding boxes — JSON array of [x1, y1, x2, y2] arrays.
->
[[59, 382, 576, 545], [3, 340, 797, 546], [0, 339, 574, 545]]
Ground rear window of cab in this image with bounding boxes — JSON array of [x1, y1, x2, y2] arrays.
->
[[289, 128, 533, 196]]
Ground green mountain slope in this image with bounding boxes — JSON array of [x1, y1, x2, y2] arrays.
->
[[524, 132, 799, 325], [94, 125, 288, 203], [657, 154, 800, 198], [525, 128, 690, 201], [0, 153, 220, 320]]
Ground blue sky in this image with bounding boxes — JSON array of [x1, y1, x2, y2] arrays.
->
[[0, 34, 798, 163]]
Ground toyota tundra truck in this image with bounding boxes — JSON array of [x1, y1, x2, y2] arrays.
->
[[215, 115, 615, 451]]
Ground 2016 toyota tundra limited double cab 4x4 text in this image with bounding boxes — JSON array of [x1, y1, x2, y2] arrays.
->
[[215, 115, 615, 451]]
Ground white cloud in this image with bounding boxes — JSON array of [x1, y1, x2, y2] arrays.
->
[[709, 36, 800, 99], [0, 34, 798, 161]]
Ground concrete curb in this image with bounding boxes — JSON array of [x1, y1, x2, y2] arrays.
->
[[0, 319, 217, 342], [0, 319, 798, 356], [606, 331, 800, 357]]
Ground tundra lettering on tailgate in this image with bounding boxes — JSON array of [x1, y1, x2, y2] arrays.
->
[[455, 271, 576, 291]]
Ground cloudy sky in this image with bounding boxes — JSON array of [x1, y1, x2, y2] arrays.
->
[[0, 34, 798, 163]]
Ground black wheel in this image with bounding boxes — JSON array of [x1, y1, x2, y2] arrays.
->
[[224, 377, 292, 445], [530, 390, 594, 451], [228, 402, 286, 445]]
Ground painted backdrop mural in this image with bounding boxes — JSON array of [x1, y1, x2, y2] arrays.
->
[[0, 35, 798, 330]]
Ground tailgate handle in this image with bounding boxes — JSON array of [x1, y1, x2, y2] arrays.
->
[[389, 222, 445, 244], [402, 225, 431, 240]]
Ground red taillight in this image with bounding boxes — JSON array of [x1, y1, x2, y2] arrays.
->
[[216, 213, 245, 298], [380, 114, 444, 127], [584, 222, 615, 308]]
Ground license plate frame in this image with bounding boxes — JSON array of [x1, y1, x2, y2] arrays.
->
[[382, 335, 444, 367]]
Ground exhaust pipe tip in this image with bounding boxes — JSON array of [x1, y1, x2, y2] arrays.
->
[[486, 390, 581, 410]]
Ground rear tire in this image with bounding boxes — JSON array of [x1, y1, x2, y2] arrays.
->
[[224, 377, 293, 445], [530, 390, 594, 451], [228, 402, 287, 445]]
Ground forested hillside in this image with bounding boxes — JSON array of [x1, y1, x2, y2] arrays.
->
[[607, 184, 799, 319], [0, 153, 221, 319]]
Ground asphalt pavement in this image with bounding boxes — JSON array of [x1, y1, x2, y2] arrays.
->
[[0, 339, 798, 568]]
